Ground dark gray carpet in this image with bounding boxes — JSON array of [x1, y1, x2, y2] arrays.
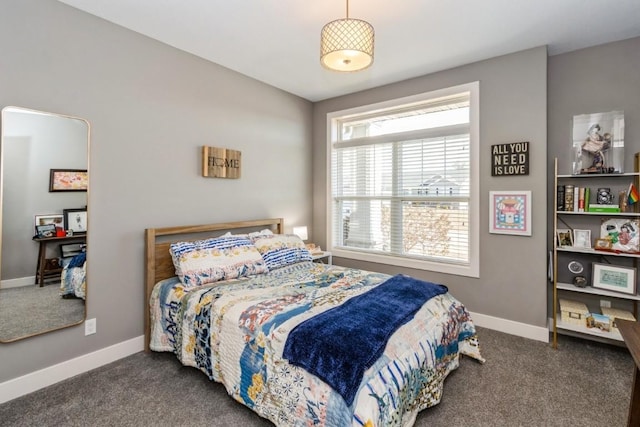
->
[[0, 284, 84, 342], [0, 327, 633, 426]]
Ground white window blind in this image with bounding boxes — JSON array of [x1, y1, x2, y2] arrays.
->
[[328, 84, 479, 277]]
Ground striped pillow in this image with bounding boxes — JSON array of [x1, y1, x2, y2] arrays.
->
[[251, 234, 312, 270], [170, 236, 268, 287]]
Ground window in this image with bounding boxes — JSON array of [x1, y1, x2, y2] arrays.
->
[[327, 82, 479, 277]]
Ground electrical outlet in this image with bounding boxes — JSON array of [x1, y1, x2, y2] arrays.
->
[[85, 318, 96, 336], [600, 299, 611, 308]]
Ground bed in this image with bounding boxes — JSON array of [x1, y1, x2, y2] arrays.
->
[[145, 218, 484, 427], [60, 252, 86, 299]]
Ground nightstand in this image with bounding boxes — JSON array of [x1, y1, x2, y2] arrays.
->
[[311, 251, 332, 265]]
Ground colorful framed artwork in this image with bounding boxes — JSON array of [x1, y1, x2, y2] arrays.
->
[[489, 191, 532, 236], [49, 169, 88, 192], [592, 262, 637, 295]]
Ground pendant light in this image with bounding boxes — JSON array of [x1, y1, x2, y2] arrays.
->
[[320, 0, 375, 72]]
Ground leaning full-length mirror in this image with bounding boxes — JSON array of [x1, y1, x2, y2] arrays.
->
[[0, 106, 89, 342]]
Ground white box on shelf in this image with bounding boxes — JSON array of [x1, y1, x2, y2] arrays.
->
[[559, 299, 589, 326]]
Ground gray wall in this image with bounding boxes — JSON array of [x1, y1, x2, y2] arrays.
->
[[547, 37, 640, 313], [2, 109, 87, 280], [313, 47, 549, 328], [0, 0, 313, 383], [548, 37, 640, 184]]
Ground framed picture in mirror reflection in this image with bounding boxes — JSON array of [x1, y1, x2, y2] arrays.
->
[[64, 208, 87, 234], [34, 213, 64, 229], [35, 224, 56, 239], [49, 169, 88, 192]]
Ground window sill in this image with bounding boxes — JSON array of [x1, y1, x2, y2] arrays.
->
[[331, 248, 479, 278]]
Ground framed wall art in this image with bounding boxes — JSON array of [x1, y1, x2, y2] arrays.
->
[[49, 169, 88, 192], [63, 208, 87, 234], [489, 191, 531, 236], [592, 262, 637, 295]]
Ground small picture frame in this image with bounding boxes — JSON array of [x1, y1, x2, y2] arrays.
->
[[35, 224, 57, 239], [556, 228, 573, 247], [594, 238, 613, 250], [49, 169, 88, 192], [573, 229, 592, 248], [63, 208, 88, 234], [592, 262, 637, 295]]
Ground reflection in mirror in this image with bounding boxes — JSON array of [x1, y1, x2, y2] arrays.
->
[[0, 107, 89, 342]]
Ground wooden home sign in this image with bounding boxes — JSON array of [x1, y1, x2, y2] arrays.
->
[[202, 146, 241, 179], [491, 141, 529, 176]]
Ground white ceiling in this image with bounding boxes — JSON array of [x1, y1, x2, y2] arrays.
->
[[58, 0, 640, 102]]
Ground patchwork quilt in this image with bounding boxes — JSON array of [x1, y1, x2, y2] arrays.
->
[[150, 262, 483, 427], [60, 254, 86, 299]]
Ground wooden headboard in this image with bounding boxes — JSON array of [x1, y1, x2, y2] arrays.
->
[[144, 218, 284, 351]]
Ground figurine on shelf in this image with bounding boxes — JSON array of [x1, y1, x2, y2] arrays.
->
[[580, 123, 612, 173]]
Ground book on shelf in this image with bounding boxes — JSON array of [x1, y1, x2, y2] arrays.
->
[[588, 204, 621, 213], [564, 184, 574, 212], [558, 185, 593, 212], [557, 185, 565, 211]]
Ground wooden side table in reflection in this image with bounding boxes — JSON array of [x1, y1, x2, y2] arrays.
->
[[32, 234, 86, 287]]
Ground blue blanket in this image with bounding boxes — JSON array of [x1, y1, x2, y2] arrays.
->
[[282, 274, 448, 406], [67, 252, 86, 268]]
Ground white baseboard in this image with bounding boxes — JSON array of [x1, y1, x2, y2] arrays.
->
[[1, 276, 36, 289], [470, 311, 550, 343], [0, 335, 144, 404]]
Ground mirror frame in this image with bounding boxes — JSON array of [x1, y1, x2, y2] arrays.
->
[[0, 106, 90, 342]]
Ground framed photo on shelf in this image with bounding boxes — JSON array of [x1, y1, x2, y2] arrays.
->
[[592, 262, 637, 295], [573, 229, 592, 248], [556, 228, 573, 247], [594, 238, 613, 250], [600, 218, 640, 253], [35, 224, 57, 239], [49, 169, 88, 192], [489, 191, 531, 236], [63, 208, 87, 233]]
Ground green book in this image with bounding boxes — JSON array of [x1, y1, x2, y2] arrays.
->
[[585, 188, 590, 211], [588, 204, 620, 213]]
